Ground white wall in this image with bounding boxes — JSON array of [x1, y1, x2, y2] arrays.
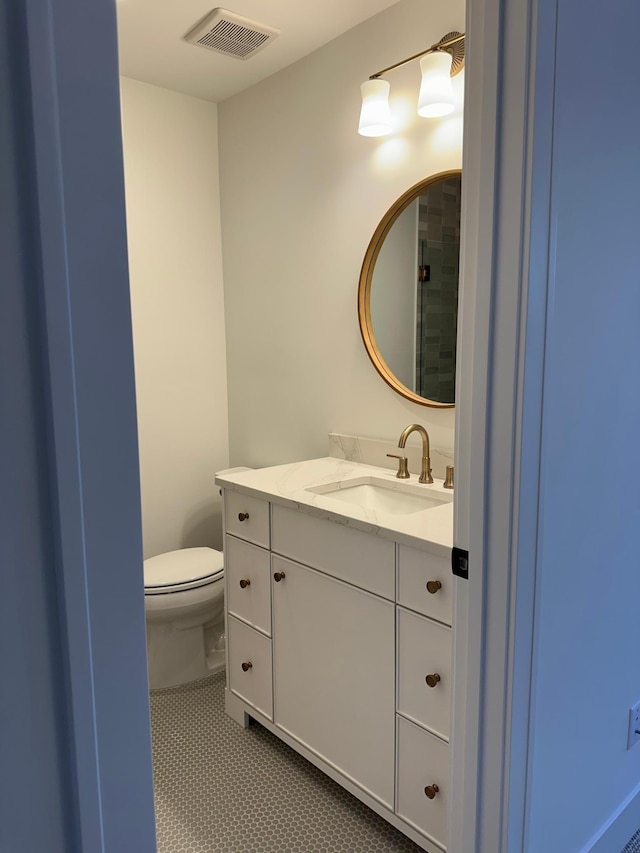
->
[[218, 0, 464, 468], [120, 77, 229, 558]]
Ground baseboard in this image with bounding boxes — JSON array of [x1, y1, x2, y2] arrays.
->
[[584, 782, 640, 853]]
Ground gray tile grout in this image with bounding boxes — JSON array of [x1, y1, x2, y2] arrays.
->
[[150, 673, 640, 853], [150, 672, 423, 853]]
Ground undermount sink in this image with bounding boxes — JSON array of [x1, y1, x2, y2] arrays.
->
[[306, 476, 452, 516]]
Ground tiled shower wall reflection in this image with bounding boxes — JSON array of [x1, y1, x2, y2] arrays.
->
[[416, 176, 461, 403]]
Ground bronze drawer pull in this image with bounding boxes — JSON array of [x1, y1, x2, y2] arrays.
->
[[239, 578, 251, 589], [241, 661, 253, 672], [425, 673, 441, 688], [238, 512, 250, 521], [426, 580, 442, 594], [424, 784, 440, 800], [273, 571, 286, 582]]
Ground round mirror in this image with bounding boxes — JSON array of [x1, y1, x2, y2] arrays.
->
[[358, 171, 461, 408]]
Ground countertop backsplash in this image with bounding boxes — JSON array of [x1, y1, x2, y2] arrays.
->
[[329, 433, 454, 482]]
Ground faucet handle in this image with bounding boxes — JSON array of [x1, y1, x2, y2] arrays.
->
[[387, 453, 410, 479]]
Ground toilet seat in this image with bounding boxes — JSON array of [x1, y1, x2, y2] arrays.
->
[[144, 547, 224, 595]]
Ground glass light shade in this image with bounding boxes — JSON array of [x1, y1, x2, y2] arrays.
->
[[358, 79, 392, 137], [418, 51, 455, 118]]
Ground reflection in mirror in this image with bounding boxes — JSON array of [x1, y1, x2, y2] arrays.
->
[[358, 172, 461, 408]]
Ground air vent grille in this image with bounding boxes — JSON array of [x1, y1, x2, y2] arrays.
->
[[199, 20, 269, 58], [185, 8, 280, 61]]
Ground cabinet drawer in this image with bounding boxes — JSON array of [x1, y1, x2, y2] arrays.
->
[[271, 504, 395, 599], [397, 544, 453, 625], [225, 491, 270, 548], [226, 536, 271, 636], [396, 716, 449, 850], [397, 608, 452, 740], [228, 616, 273, 720]]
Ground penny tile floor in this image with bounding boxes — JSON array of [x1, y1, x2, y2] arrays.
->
[[150, 672, 640, 853], [150, 672, 424, 853]]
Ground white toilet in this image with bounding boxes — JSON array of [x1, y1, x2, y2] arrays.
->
[[144, 546, 225, 690]]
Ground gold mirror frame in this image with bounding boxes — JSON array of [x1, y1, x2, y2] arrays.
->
[[358, 170, 461, 408]]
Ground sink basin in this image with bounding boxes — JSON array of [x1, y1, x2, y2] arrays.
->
[[307, 477, 451, 516]]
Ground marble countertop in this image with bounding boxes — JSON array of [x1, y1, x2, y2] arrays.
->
[[215, 457, 453, 557]]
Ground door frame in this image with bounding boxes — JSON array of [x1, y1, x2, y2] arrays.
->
[[451, 0, 558, 850], [18, 0, 157, 849], [15, 0, 568, 849]]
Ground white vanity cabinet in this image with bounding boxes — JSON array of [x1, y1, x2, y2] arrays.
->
[[221, 485, 453, 853]]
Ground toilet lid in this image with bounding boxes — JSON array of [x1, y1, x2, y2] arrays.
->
[[144, 547, 224, 594]]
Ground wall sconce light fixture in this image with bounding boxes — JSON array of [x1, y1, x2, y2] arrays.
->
[[358, 31, 465, 136]]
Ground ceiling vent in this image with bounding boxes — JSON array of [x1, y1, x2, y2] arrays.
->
[[184, 8, 280, 61]]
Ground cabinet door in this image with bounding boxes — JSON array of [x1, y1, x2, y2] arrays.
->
[[272, 555, 395, 808]]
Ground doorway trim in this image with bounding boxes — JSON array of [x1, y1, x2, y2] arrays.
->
[[22, 0, 157, 849], [451, 0, 558, 850]]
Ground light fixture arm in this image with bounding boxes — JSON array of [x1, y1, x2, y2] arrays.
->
[[368, 31, 465, 80]]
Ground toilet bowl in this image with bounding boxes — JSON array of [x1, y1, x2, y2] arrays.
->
[[144, 547, 225, 690]]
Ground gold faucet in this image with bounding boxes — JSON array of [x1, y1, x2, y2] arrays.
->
[[398, 424, 433, 484]]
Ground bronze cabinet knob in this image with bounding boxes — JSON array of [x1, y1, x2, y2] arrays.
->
[[238, 512, 250, 521], [424, 784, 440, 800], [239, 578, 251, 589], [241, 661, 253, 672], [426, 580, 442, 594], [425, 673, 441, 688], [273, 571, 286, 582]]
